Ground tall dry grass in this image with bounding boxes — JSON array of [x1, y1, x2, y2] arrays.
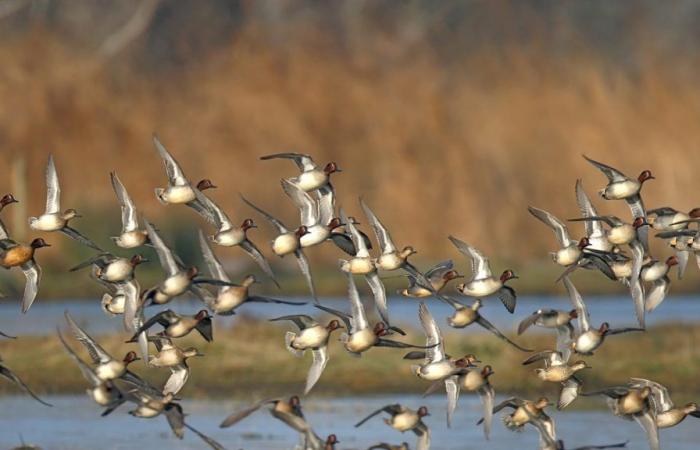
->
[[3, 20, 700, 294]]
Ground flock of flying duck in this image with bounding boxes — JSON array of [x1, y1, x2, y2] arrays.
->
[[0, 140, 698, 450]]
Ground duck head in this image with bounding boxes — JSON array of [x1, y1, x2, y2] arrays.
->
[[471, 298, 483, 311], [535, 397, 552, 409], [0, 193, 18, 210], [130, 254, 147, 266], [417, 406, 430, 417], [326, 319, 343, 332], [568, 309, 579, 320], [241, 218, 257, 231], [456, 354, 480, 367], [196, 179, 217, 190], [323, 162, 341, 175], [688, 208, 700, 218], [289, 395, 301, 407], [572, 360, 591, 371], [327, 217, 343, 230], [295, 226, 310, 238], [598, 322, 610, 334], [194, 310, 211, 321], [373, 322, 389, 337], [443, 270, 463, 282], [242, 275, 257, 287], [186, 266, 199, 280], [400, 246, 417, 259], [632, 216, 649, 229], [325, 434, 339, 444], [122, 351, 140, 365], [30, 238, 51, 249], [577, 237, 590, 249], [481, 365, 495, 378], [183, 347, 205, 358], [666, 255, 680, 267], [637, 170, 655, 183], [63, 208, 81, 220], [500, 269, 518, 283], [684, 402, 698, 414]]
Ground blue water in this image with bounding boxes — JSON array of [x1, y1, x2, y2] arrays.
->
[[0, 295, 698, 337], [0, 394, 698, 449]]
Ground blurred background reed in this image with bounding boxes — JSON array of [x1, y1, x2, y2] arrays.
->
[[3, 0, 700, 298]]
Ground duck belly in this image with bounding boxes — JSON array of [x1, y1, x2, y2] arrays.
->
[[418, 361, 455, 381], [657, 410, 686, 428], [604, 180, 640, 200], [30, 214, 65, 231], [214, 228, 246, 247], [295, 326, 329, 349], [575, 331, 601, 353], [272, 233, 298, 256], [213, 288, 246, 313], [102, 259, 133, 282], [343, 257, 375, 275], [448, 308, 476, 328], [460, 371, 486, 391], [295, 171, 327, 191], [116, 231, 147, 248], [376, 253, 404, 271], [555, 246, 581, 266], [345, 329, 377, 353], [162, 186, 196, 204], [611, 261, 632, 279], [641, 264, 667, 282], [608, 225, 635, 245], [161, 273, 191, 296], [95, 361, 125, 381], [300, 226, 329, 247], [464, 279, 500, 297], [392, 412, 419, 432]]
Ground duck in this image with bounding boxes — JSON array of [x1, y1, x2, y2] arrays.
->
[[451, 365, 496, 440], [438, 296, 531, 351], [647, 206, 700, 232], [0, 192, 18, 216], [221, 396, 323, 450], [130, 309, 213, 342], [628, 378, 700, 429], [241, 195, 318, 303], [522, 350, 590, 410], [260, 152, 341, 192], [656, 227, 699, 278], [528, 206, 615, 281], [0, 354, 52, 407], [191, 187, 279, 286], [355, 404, 431, 450], [574, 180, 614, 252], [0, 218, 50, 313], [582, 384, 658, 450], [399, 260, 462, 298], [128, 388, 225, 449], [141, 220, 234, 306], [281, 178, 343, 248], [338, 208, 389, 324], [109, 172, 148, 248], [57, 328, 125, 415], [152, 135, 218, 221], [478, 396, 553, 434], [70, 252, 146, 283], [583, 155, 654, 250], [518, 308, 577, 359], [368, 443, 410, 450], [198, 230, 305, 315], [448, 235, 518, 313], [564, 276, 643, 355], [641, 256, 678, 312], [28, 154, 102, 251], [270, 312, 343, 394], [329, 213, 373, 256], [409, 302, 470, 427], [146, 335, 203, 395], [63, 311, 152, 391], [360, 198, 433, 290], [316, 274, 428, 357]]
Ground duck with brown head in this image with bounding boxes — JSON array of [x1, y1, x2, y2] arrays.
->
[[28, 154, 102, 251], [259, 152, 341, 192], [449, 235, 519, 314]]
